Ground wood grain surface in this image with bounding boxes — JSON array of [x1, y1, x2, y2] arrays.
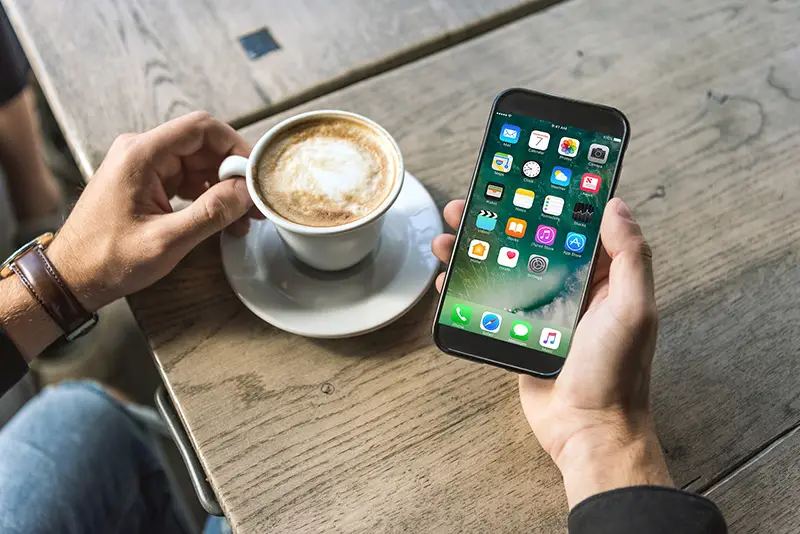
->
[[1, 0, 543, 177], [123, 0, 800, 531], [706, 427, 800, 533]]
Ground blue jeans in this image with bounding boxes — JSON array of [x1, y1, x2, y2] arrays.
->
[[0, 381, 226, 534]]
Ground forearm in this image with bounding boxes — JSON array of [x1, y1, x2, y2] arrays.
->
[[0, 275, 62, 361]]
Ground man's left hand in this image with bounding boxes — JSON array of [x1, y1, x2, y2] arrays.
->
[[47, 111, 260, 312]]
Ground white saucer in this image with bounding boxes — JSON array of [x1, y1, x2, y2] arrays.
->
[[221, 172, 443, 338]]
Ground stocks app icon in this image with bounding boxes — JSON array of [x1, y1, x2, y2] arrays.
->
[[572, 202, 594, 223]]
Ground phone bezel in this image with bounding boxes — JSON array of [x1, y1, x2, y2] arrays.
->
[[432, 88, 630, 378]]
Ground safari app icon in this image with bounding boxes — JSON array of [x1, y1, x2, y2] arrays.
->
[[480, 312, 502, 333]]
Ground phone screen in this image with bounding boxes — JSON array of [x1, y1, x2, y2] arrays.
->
[[436, 106, 623, 362]]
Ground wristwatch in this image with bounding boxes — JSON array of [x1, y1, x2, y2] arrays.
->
[[0, 233, 98, 342]]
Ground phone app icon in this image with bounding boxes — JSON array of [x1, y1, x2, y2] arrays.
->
[[499, 123, 521, 144], [492, 152, 513, 173], [476, 210, 498, 231], [468, 239, 490, 260], [534, 225, 556, 246], [572, 202, 594, 223], [539, 327, 562, 349], [529, 130, 550, 150], [485, 182, 504, 200], [565, 232, 587, 253], [521, 160, 542, 179], [588, 143, 610, 164], [505, 218, 527, 238], [542, 195, 564, 216], [497, 247, 519, 268], [528, 254, 549, 274], [450, 304, 472, 325], [580, 173, 602, 194], [510, 320, 532, 341], [558, 137, 580, 157], [513, 188, 535, 209], [480, 312, 502, 333], [551, 166, 572, 186]]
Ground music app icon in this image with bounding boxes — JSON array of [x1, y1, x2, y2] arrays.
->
[[539, 328, 562, 350], [534, 225, 556, 246]]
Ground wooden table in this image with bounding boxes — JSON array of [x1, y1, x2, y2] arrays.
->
[[2, 0, 542, 177], [9, 0, 800, 532]]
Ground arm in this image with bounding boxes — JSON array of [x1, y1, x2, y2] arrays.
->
[[431, 199, 727, 533], [1, 111, 258, 394], [0, 275, 62, 362]]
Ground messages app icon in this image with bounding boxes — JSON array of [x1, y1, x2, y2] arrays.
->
[[499, 123, 521, 144], [551, 166, 572, 186]]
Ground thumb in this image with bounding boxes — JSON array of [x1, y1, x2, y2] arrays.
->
[[600, 198, 656, 324], [163, 178, 253, 249]]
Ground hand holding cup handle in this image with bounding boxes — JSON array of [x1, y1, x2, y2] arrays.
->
[[219, 155, 251, 182]]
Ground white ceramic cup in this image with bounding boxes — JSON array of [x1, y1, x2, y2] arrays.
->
[[218, 110, 405, 271]]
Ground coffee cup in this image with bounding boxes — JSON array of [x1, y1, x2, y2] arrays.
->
[[219, 110, 404, 271]]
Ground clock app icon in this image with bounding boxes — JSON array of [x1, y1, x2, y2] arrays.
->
[[522, 160, 541, 179]]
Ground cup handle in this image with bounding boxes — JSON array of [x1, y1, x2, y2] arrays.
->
[[218, 155, 249, 181]]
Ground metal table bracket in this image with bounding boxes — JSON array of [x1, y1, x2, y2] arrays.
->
[[155, 385, 224, 516]]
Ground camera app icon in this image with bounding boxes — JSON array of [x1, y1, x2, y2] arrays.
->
[[588, 143, 609, 164]]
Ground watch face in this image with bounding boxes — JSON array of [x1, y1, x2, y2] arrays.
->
[[522, 160, 541, 179]]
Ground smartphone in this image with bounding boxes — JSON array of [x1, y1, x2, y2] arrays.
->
[[432, 88, 630, 377]]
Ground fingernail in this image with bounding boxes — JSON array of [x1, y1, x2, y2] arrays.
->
[[617, 200, 635, 221]]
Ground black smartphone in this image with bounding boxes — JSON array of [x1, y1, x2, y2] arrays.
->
[[433, 88, 630, 377]]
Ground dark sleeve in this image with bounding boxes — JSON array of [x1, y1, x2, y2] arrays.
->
[[0, 328, 29, 398], [0, 4, 29, 105], [569, 486, 727, 534]]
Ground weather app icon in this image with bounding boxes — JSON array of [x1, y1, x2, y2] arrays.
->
[[551, 166, 572, 186]]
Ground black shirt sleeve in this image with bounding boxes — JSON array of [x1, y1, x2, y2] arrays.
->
[[1, 3, 29, 105], [569, 486, 727, 534]]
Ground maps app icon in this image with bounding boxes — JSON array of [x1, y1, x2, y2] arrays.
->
[[499, 123, 520, 144]]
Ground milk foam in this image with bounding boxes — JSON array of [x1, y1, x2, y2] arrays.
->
[[256, 117, 397, 227]]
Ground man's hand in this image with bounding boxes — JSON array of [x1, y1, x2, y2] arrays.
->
[[47, 111, 260, 312], [432, 198, 672, 508]]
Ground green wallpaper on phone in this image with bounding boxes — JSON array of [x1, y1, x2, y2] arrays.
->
[[438, 111, 622, 358]]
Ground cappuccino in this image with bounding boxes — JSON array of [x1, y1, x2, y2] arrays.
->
[[255, 116, 400, 227]]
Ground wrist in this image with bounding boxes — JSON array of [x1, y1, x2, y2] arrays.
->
[[0, 276, 62, 361], [555, 423, 673, 509], [46, 235, 107, 313]]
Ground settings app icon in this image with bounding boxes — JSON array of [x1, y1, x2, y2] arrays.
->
[[527, 254, 549, 274]]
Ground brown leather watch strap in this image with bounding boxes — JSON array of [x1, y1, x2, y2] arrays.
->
[[10, 245, 97, 340]]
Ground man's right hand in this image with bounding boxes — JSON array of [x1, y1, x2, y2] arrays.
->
[[431, 198, 672, 508]]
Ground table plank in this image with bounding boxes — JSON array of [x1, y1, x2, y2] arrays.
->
[[705, 427, 800, 533], [127, 0, 800, 531], [2, 0, 543, 177]]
